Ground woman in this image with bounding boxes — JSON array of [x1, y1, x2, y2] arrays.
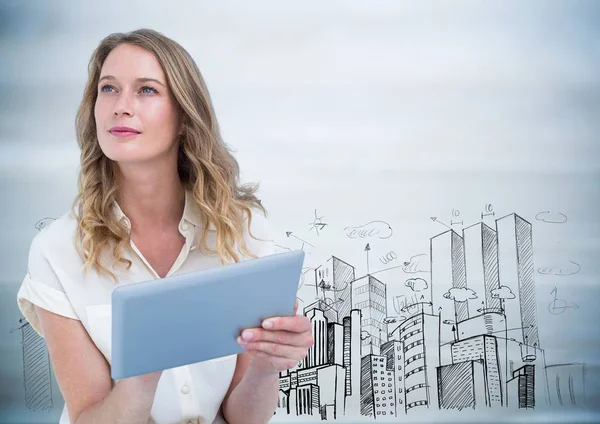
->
[[16, 28, 313, 424]]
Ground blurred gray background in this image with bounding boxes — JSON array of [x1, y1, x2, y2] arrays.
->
[[1, 0, 599, 423]]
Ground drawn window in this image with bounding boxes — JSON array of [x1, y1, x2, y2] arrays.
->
[[354, 285, 368, 296], [374, 376, 377, 380]]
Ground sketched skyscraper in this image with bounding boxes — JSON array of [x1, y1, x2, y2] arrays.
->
[[496, 214, 539, 347], [315, 256, 356, 323], [462, 222, 501, 316], [343, 309, 362, 415], [304, 308, 328, 368], [352, 275, 387, 354], [11, 319, 53, 412], [430, 229, 468, 343]]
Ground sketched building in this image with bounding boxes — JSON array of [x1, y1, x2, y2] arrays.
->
[[12, 319, 53, 412], [450, 335, 503, 407], [304, 307, 329, 368], [352, 274, 387, 355], [305, 299, 337, 324], [453, 312, 506, 341], [279, 363, 347, 419], [503, 339, 549, 410], [288, 385, 320, 416], [437, 360, 486, 410], [545, 363, 587, 408], [314, 256, 356, 323], [390, 311, 440, 414], [462, 223, 501, 316], [496, 213, 539, 348], [276, 389, 291, 414], [381, 340, 404, 416], [360, 354, 396, 418], [328, 321, 345, 366], [430, 230, 468, 344], [343, 310, 362, 415], [507, 364, 535, 409]]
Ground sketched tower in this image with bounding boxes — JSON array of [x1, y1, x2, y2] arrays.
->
[[303, 307, 329, 368], [430, 229, 468, 341], [314, 256, 356, 323], [496, 213, 538, 348], [351, 274, 387, 354], [462, 222, 502, 316], [390, 311, 441, 413], [11, 318, 53, 412]]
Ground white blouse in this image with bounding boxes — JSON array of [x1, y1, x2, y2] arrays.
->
[[16, 189, 275, 424]]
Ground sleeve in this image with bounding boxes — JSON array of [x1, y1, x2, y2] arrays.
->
[[16, 232, 79, 337]]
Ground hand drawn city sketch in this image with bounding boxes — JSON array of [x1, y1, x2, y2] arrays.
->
[[273, 211, 588, 420], [14, 210, 588, 420]]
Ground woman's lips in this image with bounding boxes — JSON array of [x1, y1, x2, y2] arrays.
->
[[109, 130, 140, 138]]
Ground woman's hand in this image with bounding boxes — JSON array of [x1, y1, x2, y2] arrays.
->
[[236, 299, 313, 375]]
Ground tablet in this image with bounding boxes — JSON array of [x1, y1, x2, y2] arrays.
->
[[110, 249, 305, 380]]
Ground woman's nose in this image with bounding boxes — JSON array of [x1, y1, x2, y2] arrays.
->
[[113, 93, 134, 116]]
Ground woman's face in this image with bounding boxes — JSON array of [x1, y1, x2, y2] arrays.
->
[[94, 43, 181, 166]]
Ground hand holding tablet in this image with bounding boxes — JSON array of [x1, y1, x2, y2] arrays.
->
[[236, 298, 314, 375], [110, 250, 306, 380]]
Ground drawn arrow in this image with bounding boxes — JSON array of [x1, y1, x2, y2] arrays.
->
[[285, 231, 314, 248], [430, 217, 451, 230], [365, 243, 371, 273], [400, 301, 433, 313], [451, 325, 458, 342]]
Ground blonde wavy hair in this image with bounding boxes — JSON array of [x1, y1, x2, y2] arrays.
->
[[71, 28, 266, 282]]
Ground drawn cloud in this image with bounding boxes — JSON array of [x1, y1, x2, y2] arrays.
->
[[535, 211, 567, 224], [537, 260, 581, 276], [35, 217, 56, 231], [402, 253, 429, 273], [344, 220, 392, 239], [443, 287, 478, 302], [491, 285, 515, 300], [405, 277, 428, 292]]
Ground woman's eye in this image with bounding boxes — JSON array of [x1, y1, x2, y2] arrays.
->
[[140, 86, 158, 94], [100, 84, 115, 92]]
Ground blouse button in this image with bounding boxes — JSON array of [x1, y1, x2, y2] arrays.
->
[[181, 384, 190, 394], [181, 222, 190, 231]]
